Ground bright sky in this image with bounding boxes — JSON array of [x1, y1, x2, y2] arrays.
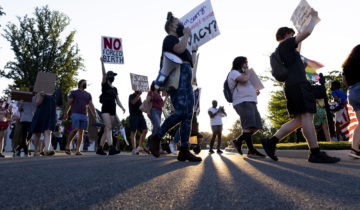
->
[[0, 0, 359, 135]]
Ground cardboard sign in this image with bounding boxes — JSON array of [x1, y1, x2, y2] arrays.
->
[[33, 72, 56, 95], [11, 90, 34, 102], [101, 36, 124, 64], [290, 0, 320, 32], [248, 69, 264, 90], [180, 0, 220, 51], [130, 73, 149, 92]]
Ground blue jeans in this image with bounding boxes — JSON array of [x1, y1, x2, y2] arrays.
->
[[157, 63, 194, 147], [150, 108, 162, 134]]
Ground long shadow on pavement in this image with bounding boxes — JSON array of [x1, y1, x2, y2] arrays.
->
[[0, 155, 200, 209], [243, 157, 360, 209]]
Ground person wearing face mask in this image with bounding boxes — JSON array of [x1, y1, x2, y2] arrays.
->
[[150, 12, 201, 162], [64, 79, 96, 155], [97, 58, 126, 155]]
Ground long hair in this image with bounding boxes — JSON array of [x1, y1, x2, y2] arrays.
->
[[342, 44, 360, 71]]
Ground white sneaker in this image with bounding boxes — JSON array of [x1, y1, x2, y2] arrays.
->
[[169, 142, 177, 154], [132, 149, 139, 155]]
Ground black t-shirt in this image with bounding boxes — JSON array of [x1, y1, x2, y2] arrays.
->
[[343, 67, 360, 86], [160, 35, 193, 68], [278, 37, 307, 86], [101, 83, 118, 104], [128, 93, 143, 116]]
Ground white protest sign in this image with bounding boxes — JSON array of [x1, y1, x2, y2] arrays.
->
[[290, 0, 320, 32], [130, 73, 149, 92], [180, 0, 220, 51], [101, 36, 124, 64], [249, 69, 264, 90]]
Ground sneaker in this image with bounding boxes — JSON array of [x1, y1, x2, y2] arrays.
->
[[308, 152, 341, 163], [177, 146, 202, 162], [132, 149, 139, 155], [75, 152, 83, 156], [261, 138, 278, 161], [96, 147, 107, 155], [0, 153, 5, 158], [149, 134, 161, 158], [169, 142, 177, 154], [217, 149, 223, 154], [108, 145, 119, 155], [209, 149, 215, 154], [349, 148, 360, 159], [232, 139, 243, 155], [247, 150, 266, 158]]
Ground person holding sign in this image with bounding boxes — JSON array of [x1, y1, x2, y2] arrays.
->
[[97, 58, 125, 155], [228, 57, 265, 158], [150, 12, 201, 162], [262, 9, 340, 163]]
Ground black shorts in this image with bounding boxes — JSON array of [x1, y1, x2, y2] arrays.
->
[[129, 115, 147, 132], [284, 82, 316, 117], [101, 103, 116, 116]]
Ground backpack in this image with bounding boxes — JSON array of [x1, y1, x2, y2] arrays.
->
[[270, 48, 288, 82], [223, 72, 235, 103]]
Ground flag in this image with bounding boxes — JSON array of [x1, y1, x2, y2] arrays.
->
[[339, 102, 359, 141], [301, 56, 324, 81]]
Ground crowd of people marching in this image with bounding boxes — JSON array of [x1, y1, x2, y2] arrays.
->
[[0, 10, 360, 164]]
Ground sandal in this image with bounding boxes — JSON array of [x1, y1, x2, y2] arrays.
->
[[65, 149, 71, 155]]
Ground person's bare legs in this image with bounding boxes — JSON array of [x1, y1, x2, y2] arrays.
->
[[100, 113, 112, 147], [75, 130, 84, 153], [43, 130, 52, 152], [274, 116, 302, 140], [139, 129, 148, 148], [0, 130, 5, 155], [351, 111, 360, 152], [321, 122, 331, 142], [33, 133, 41, 155], [66, 129, 78, 150], [300, 113, 319, 149]]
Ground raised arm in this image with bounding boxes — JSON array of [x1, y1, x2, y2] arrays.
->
[[100, 57, 107, 84], [235, 68, 252, 83], [173, 28, 191, 54], [35, 92, 45, 107], [295, 9, 318, 44]]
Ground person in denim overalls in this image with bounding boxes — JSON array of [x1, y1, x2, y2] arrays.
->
[[150, 12, 201, 162]]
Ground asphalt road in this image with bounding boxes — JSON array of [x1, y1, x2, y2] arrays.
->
[[0, 150, 360, 210]]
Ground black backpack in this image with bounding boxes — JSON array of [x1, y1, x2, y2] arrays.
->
[[223, 72, 235, 103], [270, 48, 288, 82]]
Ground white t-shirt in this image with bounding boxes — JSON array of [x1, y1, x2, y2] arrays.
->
[[208, 107, 225, 126], [227, 70, 257, 106]]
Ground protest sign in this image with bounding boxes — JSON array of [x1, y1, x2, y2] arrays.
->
[[180, 0, 220, 51], [130, 73, 149, 92], [101, 36, 124, 64], [33, 72, 56, 95], [249, 69, 264, 90], [291, 0, 320, 32], [11, 90, 34, 102]]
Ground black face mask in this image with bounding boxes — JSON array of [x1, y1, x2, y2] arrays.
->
[[108, 77, 115, 83], [176, 23, 184, 37]]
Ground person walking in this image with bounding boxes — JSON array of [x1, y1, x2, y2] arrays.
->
[[228, 57, 266, 158], [64, 79, 96, 155], [261, 9, 340, 163], [97, 58, 126, 155], [208, 100, 226, 154], [129, 91, 148, 155], [342, 44, 360, 158], [150, 12, 201, 162]]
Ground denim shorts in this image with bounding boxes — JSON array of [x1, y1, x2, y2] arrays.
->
[[349, 82, 360, 111], [71, 113, 88, 130]]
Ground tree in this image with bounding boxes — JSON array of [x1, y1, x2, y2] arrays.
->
[[1, 6, 83, 94]]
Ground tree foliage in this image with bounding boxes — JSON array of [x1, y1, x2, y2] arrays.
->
[[1, 6, 83, 94]]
